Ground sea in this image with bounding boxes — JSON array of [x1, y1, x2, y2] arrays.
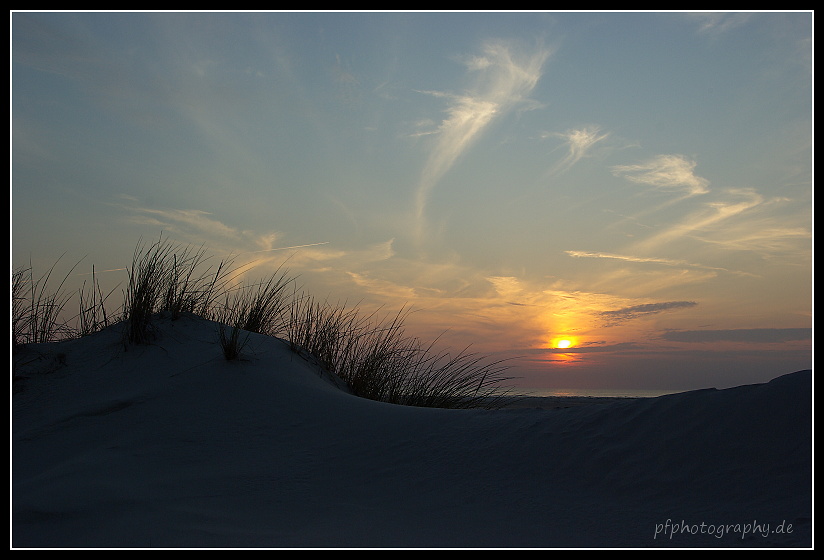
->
[[509, 387, 684, 399]]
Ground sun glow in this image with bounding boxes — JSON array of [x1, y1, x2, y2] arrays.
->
[[550, 336, 577, 349]]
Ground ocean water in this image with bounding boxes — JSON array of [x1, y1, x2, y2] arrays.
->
[[510, 387, 684, 399]]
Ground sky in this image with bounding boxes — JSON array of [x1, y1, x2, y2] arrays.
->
[[10, 11, 813, 394]]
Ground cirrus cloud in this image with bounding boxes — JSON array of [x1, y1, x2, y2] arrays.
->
[[661, 327, 811, 343], [413, 39, 552, 238], [612, 154, 710, 198], [547, 126, 610, 175], [599, 300, 698, 326]]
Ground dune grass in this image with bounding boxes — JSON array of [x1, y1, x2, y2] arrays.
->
[[121, 235, 240, 345], [286, 297, 514, 408], [12, 236, 514, 408], [74, 265, 118, 338], [213, 268, 295, 360], [12, 257, 78, 346], [215, 294, 252, 361]]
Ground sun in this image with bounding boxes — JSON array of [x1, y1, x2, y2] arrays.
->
[[551, 337, 576, 349], [549, 335, 578, 350]]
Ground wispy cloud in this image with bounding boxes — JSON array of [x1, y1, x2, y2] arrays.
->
[[547, 126, 610, 175], [413, 39, 551, 238], [677, 194, 812, 259], [596, 168, 808, 267], [686, 12, 754, 35], [247, 242, 331, 254], [599, 301, 698, 326], [692, 223, 812, 257], [564, 250, 744, 275], [587, 267, 720, 299], [113, 197, 343, 268], [626, 187, 765, 254], [122, 205, 247, 242], [487, 275, 525, 301], [612, 154, 710, 198], [661, 327, 811, 343], [114, 198, 421, 302], [346, 271, 418, 300]]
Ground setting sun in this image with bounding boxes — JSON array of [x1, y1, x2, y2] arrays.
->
[[551, 337, 577, 349]]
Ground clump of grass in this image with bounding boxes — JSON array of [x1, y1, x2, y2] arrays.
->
[[285, 293, 366, 373], [162, 243, 237, 319], [12, 257, 79, 346], [121, 235, 238, 346], [216, 292, 253, 361], [285, 298, 514, 408], [213, 268, 295, 360], [122, 237, 175, 345], [12, 266, 29, 347], [345, 313, 514, 409], [73, 265, 118, 338], [393, 342, 515, 409], [235, 267, 294, 337]]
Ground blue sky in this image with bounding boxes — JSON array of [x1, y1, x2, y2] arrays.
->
[[11, 11, 812, 393]]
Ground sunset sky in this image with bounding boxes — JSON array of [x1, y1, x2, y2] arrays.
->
[[11, 11, 813, 394]]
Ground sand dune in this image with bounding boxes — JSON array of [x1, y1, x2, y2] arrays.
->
[[12, 313, 812, 548]]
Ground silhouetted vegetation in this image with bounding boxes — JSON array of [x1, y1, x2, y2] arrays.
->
[[12, 235, 514, 408]]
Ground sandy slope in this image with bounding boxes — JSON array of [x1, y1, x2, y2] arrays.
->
[[11, 313, 812, 548]]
